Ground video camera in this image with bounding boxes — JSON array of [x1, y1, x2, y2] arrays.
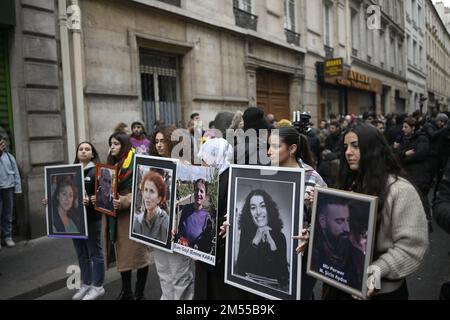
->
[[293, 111, 312, 135]]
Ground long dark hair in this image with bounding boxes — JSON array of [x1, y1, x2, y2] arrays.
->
[[274, 127, 314, 167], [239, 190, 283, 243], [338, 123, 412, 214], [150, 125, 178, 157], [73, 141, 100, 164], [107, 132, 132, 165]]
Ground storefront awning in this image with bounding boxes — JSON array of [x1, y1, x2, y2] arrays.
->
[[0, 0, 16, 28]]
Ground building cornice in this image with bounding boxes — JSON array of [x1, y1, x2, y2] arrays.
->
[[130, 0, 307, 54]]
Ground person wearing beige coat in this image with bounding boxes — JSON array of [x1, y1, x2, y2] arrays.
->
[[96, 132, 151, 300]]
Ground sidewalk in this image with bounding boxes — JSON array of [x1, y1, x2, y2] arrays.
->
[[0, 236, 157, 300], [0, 237, 78, 300]]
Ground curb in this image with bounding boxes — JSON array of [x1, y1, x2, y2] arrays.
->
[[9, 278, 68, 300]]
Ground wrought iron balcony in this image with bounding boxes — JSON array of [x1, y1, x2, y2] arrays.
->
[[285, 29, 301, 46], [233, 7, 258, 31], [157, 0, 181, 6], [324, 45, 334, 58]]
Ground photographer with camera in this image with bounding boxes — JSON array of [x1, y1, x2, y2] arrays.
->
[[0, 129, 21, 249], [293, 112, 320, 167]]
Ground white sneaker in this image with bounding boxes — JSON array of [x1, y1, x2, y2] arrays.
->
[[5, 238, 15, 248], [82, 286, 105, 300], [72, 284, 91, 300]]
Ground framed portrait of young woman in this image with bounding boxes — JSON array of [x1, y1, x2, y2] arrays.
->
[[45, 164, 88, 239]]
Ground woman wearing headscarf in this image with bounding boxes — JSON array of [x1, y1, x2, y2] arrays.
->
[[194, 138, 257, 300]]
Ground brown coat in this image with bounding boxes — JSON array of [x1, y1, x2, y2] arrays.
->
[[103, 191, 151, 272]]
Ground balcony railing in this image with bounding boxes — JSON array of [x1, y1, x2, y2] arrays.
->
[[233, 7, 258, 31], [285, 29, 301, 46], [324, 45, 334, 58], [157, 0, 181, 6]]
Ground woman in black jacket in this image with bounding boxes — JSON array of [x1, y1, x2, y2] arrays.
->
[[71, 142, 106, 300], [42, 142, 105, 300], [394, 117, 432, 226]]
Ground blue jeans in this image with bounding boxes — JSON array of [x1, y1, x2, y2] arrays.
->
[[72, 219, 105, 286], [0, 187, 14, 240]]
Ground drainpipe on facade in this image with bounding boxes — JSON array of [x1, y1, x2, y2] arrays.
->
[[69, 0, 87, 142], [345, 0, 351, 64], [58, 0, 76, 161]]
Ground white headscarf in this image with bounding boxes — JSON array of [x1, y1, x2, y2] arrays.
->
[[198, 138, 233, 174]]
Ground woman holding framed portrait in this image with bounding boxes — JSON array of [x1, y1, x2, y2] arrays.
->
[[195, 138, 258, 300], [93, 132, 151, 300], [326, 123, 429, 300], [149, 125, 195, 300], [43, 141, 106, 300], [268, 127, 327, 299]]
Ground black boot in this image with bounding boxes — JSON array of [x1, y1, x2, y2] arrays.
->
[[135, 266, 149, 301], [116, 290, 134, 300], [117, 271, 134, 300]]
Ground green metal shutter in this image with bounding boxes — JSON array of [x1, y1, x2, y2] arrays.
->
[[0, 30, 13, 148]]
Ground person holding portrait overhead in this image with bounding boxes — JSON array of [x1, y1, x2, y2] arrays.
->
[[310, 196, 365, 290], [176, 179, 214, 253], [133, 171, 169, 243], [96, 167, 114, 212], [235, 189, 289, 290], [52, 176, 83, 234]]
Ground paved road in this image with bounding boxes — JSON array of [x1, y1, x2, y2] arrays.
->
[[36, 221, 450, 300]]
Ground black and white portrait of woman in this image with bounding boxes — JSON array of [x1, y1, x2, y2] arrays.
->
[[225, 165, 304, 300]]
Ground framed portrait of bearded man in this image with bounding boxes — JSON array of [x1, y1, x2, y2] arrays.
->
[[307, 187, 378, 300]]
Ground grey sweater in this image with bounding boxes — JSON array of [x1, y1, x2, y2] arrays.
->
[[371, 176, 429, 295]]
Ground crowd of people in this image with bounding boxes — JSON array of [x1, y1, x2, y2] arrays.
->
[[1, 105, 450, 300]]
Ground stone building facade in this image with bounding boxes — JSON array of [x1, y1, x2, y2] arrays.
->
[[425, 0, 450, 112], [405, 0, 428, 114]]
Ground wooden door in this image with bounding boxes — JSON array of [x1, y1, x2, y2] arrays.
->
[[256, 69, 290, 121]]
